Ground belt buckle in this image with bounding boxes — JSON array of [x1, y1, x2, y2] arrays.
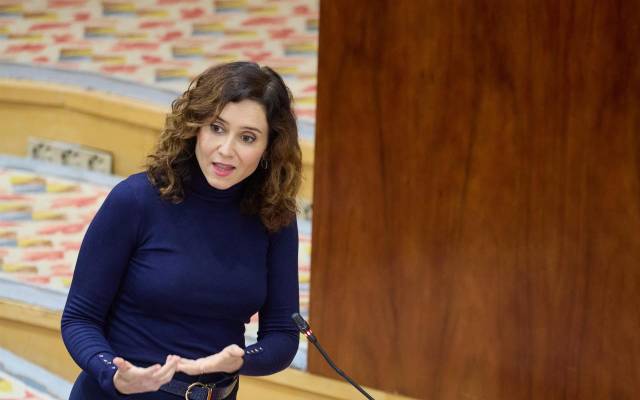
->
[[185, 381, 216, 400]]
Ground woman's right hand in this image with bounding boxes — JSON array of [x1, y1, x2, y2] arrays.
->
[[113, 355, 180, 394]]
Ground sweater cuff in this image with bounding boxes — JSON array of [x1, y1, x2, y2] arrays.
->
[[86, 353, 128, 399], [238, 343, 262, 375], [238, 338, 297, 376]]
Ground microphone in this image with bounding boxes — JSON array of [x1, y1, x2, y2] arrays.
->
[[291, 313, 375, 400]]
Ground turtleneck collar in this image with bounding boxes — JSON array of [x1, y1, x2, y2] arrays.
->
[[185, 157, 245, 203]]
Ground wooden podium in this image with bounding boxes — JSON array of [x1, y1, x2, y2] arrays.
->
[[309, 1, 640, 399]]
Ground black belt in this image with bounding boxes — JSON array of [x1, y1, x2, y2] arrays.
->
[[159, 375, 238, 400]]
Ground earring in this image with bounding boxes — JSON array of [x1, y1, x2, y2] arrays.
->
[[261, 158, 269, 169]]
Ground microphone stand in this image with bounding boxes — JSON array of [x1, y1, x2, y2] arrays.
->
[[292, 313, 375, 400]]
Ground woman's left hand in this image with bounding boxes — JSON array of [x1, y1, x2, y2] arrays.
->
[[177, 344, 245, 375]]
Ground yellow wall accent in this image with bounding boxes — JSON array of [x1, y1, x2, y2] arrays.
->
[[0, 79, 314, 200], [0, 299, 415, 400], [0, 300, 80, 382]]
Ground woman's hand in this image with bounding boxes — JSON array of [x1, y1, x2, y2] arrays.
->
[[113, 355, 180, 394], [177, 345, 244, 375]]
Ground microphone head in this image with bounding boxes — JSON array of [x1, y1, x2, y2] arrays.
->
[[291, 313, 310, 332]]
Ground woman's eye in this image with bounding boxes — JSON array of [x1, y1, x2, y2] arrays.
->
[[210, 124, 224, 134], [241, 134, 256, 144]]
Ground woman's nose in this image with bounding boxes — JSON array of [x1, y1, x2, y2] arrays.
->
[[217, 136, 234, 157]]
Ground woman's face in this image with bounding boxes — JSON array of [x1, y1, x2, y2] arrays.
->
[[195, 99, 269, 190]]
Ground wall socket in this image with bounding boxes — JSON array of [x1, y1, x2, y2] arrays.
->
[[28, 137, 113, 174]]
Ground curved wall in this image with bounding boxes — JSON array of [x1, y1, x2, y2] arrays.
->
[[0, 79, 315, 200]]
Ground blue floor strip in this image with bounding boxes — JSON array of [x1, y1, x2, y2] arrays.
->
[[0, 347, 72, 400]]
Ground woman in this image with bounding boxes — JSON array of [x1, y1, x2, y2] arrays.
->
[[61, 61, 302, 399]]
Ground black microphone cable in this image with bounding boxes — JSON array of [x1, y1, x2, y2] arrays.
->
[[292, 313, 375, 400]]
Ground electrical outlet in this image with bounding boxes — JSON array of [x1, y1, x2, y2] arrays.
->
[[28, 137, 113, 174]]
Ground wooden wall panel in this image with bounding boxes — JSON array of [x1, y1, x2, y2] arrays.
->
[[310, 1, 640, 399]]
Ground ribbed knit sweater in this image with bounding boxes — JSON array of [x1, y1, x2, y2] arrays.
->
[[61, 162, 299, 399]]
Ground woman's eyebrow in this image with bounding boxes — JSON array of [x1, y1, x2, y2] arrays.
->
[[216, 117, 263, 134], [242, 126, 263, 134]]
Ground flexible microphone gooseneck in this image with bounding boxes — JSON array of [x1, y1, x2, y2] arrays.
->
[[292, 313, 375, 400]]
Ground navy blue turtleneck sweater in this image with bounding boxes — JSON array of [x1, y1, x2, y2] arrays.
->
[[61, 163, 299, 399]]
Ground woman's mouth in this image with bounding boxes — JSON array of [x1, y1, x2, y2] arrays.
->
[[212, 162, 235, 177]]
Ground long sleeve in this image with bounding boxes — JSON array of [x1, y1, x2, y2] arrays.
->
[[61, 179, 141, 398], [239, 217, 300, 375]]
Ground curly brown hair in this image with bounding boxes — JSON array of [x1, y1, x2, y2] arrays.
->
[[146, 62, 302, 232]]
